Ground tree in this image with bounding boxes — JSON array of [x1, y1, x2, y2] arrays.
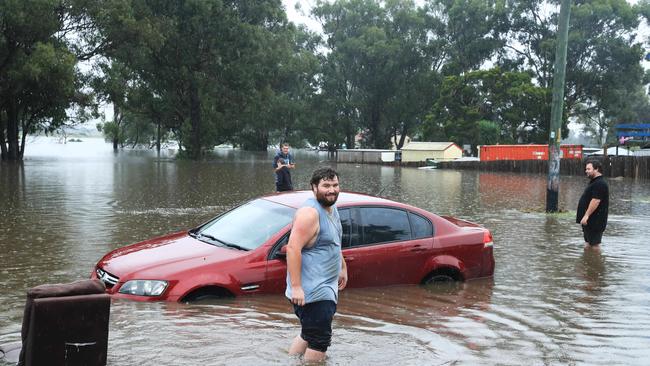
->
[[424, 0, 510, 76], [308, 50, 362, 150], [313, 0, 510, 149], [234, 24, 320, 150], [478, 120, 500, 146], [501, 0, 647, 140], [478, 68, 549, 143], [90, 0, 308, 157], [92, 60, 131, 150], [422, 67, 547, 148], [575, 82, 650, 146], [0, 0, 81, 160]]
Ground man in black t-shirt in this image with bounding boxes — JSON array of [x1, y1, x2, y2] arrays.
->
[[273, 143, 295, 192], [576, 160, 609, 251], [275, 158, 293, 192]]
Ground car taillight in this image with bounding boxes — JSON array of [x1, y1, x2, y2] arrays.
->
[[483, 231, 493, 248]]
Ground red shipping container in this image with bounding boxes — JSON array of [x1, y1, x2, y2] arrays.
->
[[560, 144, 583, 159], [479, 144, 582, 161]]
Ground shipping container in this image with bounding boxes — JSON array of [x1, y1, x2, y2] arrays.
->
[[479, 144, 582, 161]]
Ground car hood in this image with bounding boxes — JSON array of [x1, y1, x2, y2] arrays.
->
[[98, 231, 245, 279]]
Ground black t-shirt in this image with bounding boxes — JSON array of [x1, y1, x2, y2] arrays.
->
[[576, 175, 609, 231], [276, 166, 293, 191]]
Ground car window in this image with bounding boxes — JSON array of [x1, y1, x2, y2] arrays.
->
[[199, 199, 295, 250], [409, 212, 433, 239], [340, 209, 351, 248], [360, 207, 411, 245], [270, 208, 355, 257], [269, 232, 290, 259]]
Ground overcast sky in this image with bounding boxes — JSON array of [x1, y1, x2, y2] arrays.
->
[[283, 0, 322, 33]]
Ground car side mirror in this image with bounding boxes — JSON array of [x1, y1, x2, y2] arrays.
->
[[276, 245, 287, 260]]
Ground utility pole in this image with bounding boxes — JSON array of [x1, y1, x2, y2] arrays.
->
[[546, 0, 572, 213]]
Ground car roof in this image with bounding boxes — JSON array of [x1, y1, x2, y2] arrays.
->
[[262, 190, 396, 209]]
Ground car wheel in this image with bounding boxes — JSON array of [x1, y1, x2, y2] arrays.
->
[[181, 287, 233, 303], [424, 274, 455, 284], [185, 293, 223, 302]]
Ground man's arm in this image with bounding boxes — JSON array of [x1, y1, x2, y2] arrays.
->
[[580, 198, 601, 225], [338, 256, 348, 290], [286, 207, 318, 306], [273, 155, 282, 172], [274, 162, 287, 172]]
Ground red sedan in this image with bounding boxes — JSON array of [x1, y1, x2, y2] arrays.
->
[[91, 191, 494, 302]]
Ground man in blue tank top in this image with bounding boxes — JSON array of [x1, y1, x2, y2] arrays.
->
[[286, 167, 348, 362]]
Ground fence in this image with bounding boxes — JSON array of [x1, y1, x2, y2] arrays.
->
[[436, 156, 650, 180]]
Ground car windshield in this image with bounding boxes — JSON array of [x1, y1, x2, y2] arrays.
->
[[197, 199, 295, 251]]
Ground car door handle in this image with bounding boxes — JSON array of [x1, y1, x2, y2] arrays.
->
[[240, 284, 260, 291], [344, 256, 355, 262]]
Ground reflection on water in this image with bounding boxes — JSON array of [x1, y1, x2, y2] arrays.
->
[[1, 138, 650, 365]]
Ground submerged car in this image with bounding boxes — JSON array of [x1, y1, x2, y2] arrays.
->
[[92, 191, 494, 302]]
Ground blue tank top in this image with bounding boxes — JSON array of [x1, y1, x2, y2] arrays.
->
[[285, 197, 342, 304]]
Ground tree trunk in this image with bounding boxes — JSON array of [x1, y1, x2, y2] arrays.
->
[[397, 125, 408, 150], [6, 102, 20, 160], [189, 79, 201, 159], [112, 103, 121, 151], [131, 128, 139, 148], [156, 120, 161, 153], [0, 113, 7, 160], [255, 130, 268, 151], [19, 119, 27, 159], [370, 105, 382, 149]]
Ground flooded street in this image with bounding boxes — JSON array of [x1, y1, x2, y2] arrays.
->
[[1, 138, 649, 365]]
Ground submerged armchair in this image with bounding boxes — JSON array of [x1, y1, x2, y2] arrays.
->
[[17, 279, 110, 366]]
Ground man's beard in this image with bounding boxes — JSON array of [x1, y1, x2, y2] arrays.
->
[[316, 191, 338, 207]]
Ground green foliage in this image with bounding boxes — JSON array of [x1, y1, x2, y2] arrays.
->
[[88, 0, 315, 156], [423, 68, 548, 147], [0, 0, 82, 159], [98, 121, 121, 144], [428, 0, 510, 75], [478, 120, 500, 146], [313, 0, 512, 149], [504, 0, 647, 142]]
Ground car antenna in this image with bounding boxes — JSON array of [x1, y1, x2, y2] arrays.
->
[[377, 187, 386, 197]]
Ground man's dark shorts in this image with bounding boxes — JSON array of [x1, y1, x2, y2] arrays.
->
[[582, 226, 603, 246], [293, 300, 337, 352]]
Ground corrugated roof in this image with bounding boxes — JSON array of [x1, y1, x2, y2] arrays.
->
[[401, 142, 457, 151]]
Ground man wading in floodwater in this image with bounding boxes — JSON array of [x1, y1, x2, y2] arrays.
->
[[286, 167, 348, 362], [577, 160, 609, 252]]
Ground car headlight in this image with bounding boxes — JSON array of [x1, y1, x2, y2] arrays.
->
[[118, 280, 168, 296]]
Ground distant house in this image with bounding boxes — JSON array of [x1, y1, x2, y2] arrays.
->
[[588, 146, 634, 156], [401, 142, 463, 162]]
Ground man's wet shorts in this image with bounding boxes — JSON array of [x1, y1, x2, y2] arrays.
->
[[582, 226, 603, 245], [293, 300, 337, 352]]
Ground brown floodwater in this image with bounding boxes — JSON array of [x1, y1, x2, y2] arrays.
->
[[1, 137, 649, 365]]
